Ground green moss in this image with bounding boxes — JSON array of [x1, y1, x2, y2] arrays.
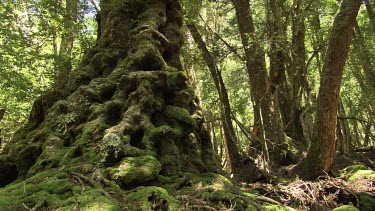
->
[[359, 193, 375, 211], [200, 172, 233, 188], [332, 205, 359, 211], [65, 189, 121, 210], [0, 170, 121, 210], [78, 85, 102, 102], [107, 155, 161, 186], [127, 186, 179, 210], [27, 147, 70, 176], [147, 125, 181, 141], [165, 105, 196, 130], [99, 133, 135, 162], [261, 205, 289, 211], [166, 71, 188, 91], [339, 165, 375, 181]]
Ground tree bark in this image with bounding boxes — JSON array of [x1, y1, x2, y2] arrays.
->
[[187, 23, 242, 172], [301, 0, 362, 180]]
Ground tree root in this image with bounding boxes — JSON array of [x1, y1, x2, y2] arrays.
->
[[69, 172, 111, 199]]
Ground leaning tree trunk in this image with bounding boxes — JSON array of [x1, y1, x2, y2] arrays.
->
[[0, 0, 220, 209], [187, 23, 242, 174], [300, 0, 362, 180]]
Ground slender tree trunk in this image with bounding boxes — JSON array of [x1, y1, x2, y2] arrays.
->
[[353, 120, 361, 147], [52, 25, 59, 76], [211, 117, 218, 154], [266, 0, 295, 141], [308, 0, 325, 74], [290, 0, 309, 144], [352, 21, 375, 92], [301, 0, 362, 180], [364, 123, 371, 146], [231, 0, 293, 167], [187, 24, 242, 172], [338, 98, 351, 155], [55, 0, 78, 89], [0, 109, 4, 149], [364, 0, 375, 33]]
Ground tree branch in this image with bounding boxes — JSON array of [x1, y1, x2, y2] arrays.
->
[[198, 15, 245, 61], [338, 116, 375, 126]]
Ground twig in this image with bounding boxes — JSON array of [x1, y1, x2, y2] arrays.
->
[[255, 195, 282, 206], [303, 182, 317, 203], [31, 198, 46, 211], [198, 14, 245, 61]]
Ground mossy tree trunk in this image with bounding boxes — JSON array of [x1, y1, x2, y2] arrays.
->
[[0, 0, 219, 208]]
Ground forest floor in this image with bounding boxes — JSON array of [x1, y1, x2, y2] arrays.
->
[[234, 151, 375, 210], [1, 151, 374, 210]]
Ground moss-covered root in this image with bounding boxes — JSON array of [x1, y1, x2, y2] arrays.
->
[[166, 172, 291, 211]]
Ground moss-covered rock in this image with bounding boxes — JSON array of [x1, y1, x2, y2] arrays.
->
[[107, 155, 161, 187], [127, 186, 180, 210], [332, 205, 359, 211], [339, 165, 375, 181], [359, 193, 375, 211]]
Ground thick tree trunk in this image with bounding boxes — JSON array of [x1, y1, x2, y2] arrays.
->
[[0, 0, 220, 209], [187, 23, 242, 173], [301, 0, 362, 180]]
